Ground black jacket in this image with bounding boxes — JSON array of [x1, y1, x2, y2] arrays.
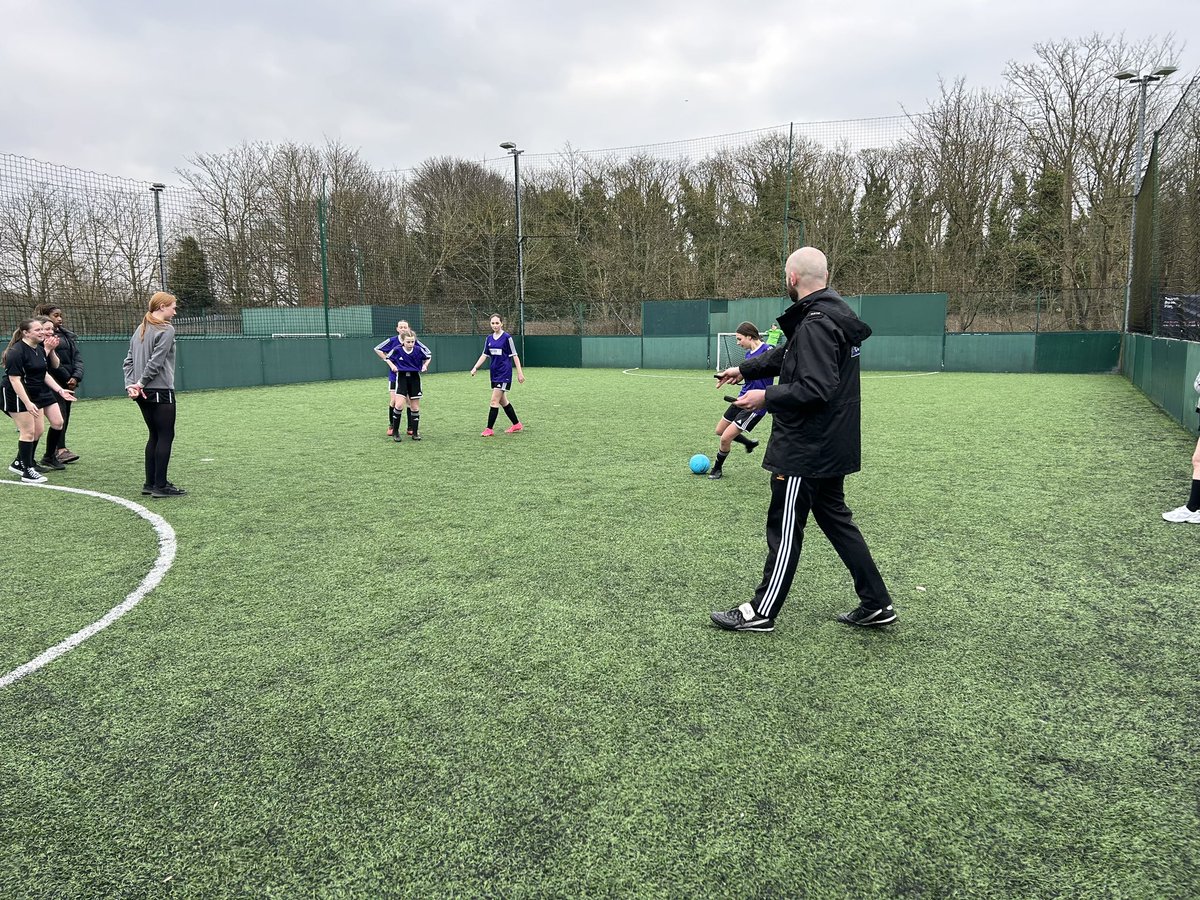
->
[[738, 286, 872, 477], [48, 325, 83, 386]]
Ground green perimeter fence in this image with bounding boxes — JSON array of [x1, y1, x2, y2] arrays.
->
[[71, 292, 1128, 408]]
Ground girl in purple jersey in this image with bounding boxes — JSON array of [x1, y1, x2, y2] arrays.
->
[[389, 331, 430, 442], [708, 322, 772, 480], [469, 314, 525, 436]]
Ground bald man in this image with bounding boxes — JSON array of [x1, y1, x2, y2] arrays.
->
[[710, 247, 896, 631]]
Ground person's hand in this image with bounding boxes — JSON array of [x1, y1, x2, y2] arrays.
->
[[389, 364, 398, 372], [59, 389, 77, 402], [43, 334, 60, 351], [66, 378, 78, 389], [734, 389, 766, 411], [470, 368, 477, 376], [715, 367, 743, 387], [421, 364, 429, 373], [517, 373, 525, 384], [127, 384, 145, 400]]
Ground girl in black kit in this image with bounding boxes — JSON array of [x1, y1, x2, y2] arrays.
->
[[123, 292, 186, 498], [2, 317, 77, 483]]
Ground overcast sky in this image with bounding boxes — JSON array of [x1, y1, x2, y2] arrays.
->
[[1, 0, 1194, 184]]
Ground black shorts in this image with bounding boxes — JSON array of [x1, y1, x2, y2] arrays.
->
[[491, 381, 512, 393], [137, 388, 176, 405], [394, 371, 422, 399], [1, 384, 55, 414], [722, 404, 764, 431]]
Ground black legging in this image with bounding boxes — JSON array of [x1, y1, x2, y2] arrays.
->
[[136, 397, 176, 488]]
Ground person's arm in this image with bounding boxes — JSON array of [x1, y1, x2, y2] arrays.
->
[[374, 338, 394, 366], [738, 343, 785, 381], [512, 354, 525, 384], [762, 320, 841, 414], [419, 341, 431, 373], [68, 335, 83, 385], [7, 374, 36, 408], [470, 353, 488, 375], [44, 372, 76, 402]]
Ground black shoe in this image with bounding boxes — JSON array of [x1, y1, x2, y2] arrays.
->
[[393, 432, 403, 442], [31, 462, 49, 473], [743, 437, 759, 454], [151, 484, 188, 498], [710, 602, 775, 632], [837, 604, 898, 627], [707, 469, 723, 479], [142, 484, 153, 495], [8, 461, 23, 476], [410, 433, 422, 441], [39, 456, 66, 471]]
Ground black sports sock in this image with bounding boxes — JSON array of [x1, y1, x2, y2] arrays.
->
[[410, 411, 420, 435], [733, 433, 757, 450], [503, 403, 519, 424], [1188, 478, 1200, 512], [45, 427, 63, 458], [406, 408, 414, 431], [18, 440, 35, 469], [713, 450, 730, 472], [488, 407, 499, 429]]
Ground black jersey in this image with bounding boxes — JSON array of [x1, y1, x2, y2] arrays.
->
[[2, 341, 55, 407]]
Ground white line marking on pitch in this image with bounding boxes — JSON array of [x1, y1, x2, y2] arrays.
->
[[0, 480, 176, 689]]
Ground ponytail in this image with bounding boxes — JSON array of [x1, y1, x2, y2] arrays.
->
[[2, 319, 37, 366]]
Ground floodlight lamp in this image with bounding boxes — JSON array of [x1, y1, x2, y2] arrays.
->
[[499, 141, 517, 150], [1113, 70, 1136, 81], [1152, 65, 1179, 78]]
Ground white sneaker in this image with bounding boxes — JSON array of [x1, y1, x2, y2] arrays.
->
[[1161, 505, 1200, 524]]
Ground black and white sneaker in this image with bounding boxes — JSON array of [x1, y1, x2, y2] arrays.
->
[[8, 460, 23, 476], [20, 467, 48, 484], [837, 604, 898, 627], [710, 602, 775, 632], [409, 433, 422, 441]]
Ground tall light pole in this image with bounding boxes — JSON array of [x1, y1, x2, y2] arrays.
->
[[500, 141, 525, 357], [150, 182, 167, 290], [1115, 64, 1177, 351]]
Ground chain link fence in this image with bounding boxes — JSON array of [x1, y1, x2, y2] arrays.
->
[[1130, 76, 1200, 340]]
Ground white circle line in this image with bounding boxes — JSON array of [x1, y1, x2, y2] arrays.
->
[[0, 480, 177, 690]]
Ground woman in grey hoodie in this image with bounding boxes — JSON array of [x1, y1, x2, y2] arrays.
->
[[123, 291, 186, 498]]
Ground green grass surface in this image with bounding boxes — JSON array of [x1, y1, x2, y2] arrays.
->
[[2, 369, 1198, 898]]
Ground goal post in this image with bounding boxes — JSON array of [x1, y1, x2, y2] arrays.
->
[[715, 333, 742, 371]]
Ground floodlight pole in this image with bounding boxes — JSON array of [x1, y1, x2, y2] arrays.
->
[[500, 141, 526, 358], [1115, 65, 1177, 362], [150, 183, 167, 290]]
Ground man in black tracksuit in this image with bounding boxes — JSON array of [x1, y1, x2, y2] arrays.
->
[[710, 247, 896, 632]]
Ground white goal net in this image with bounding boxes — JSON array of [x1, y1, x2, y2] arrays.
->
[[715, 333, 745, 371]]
